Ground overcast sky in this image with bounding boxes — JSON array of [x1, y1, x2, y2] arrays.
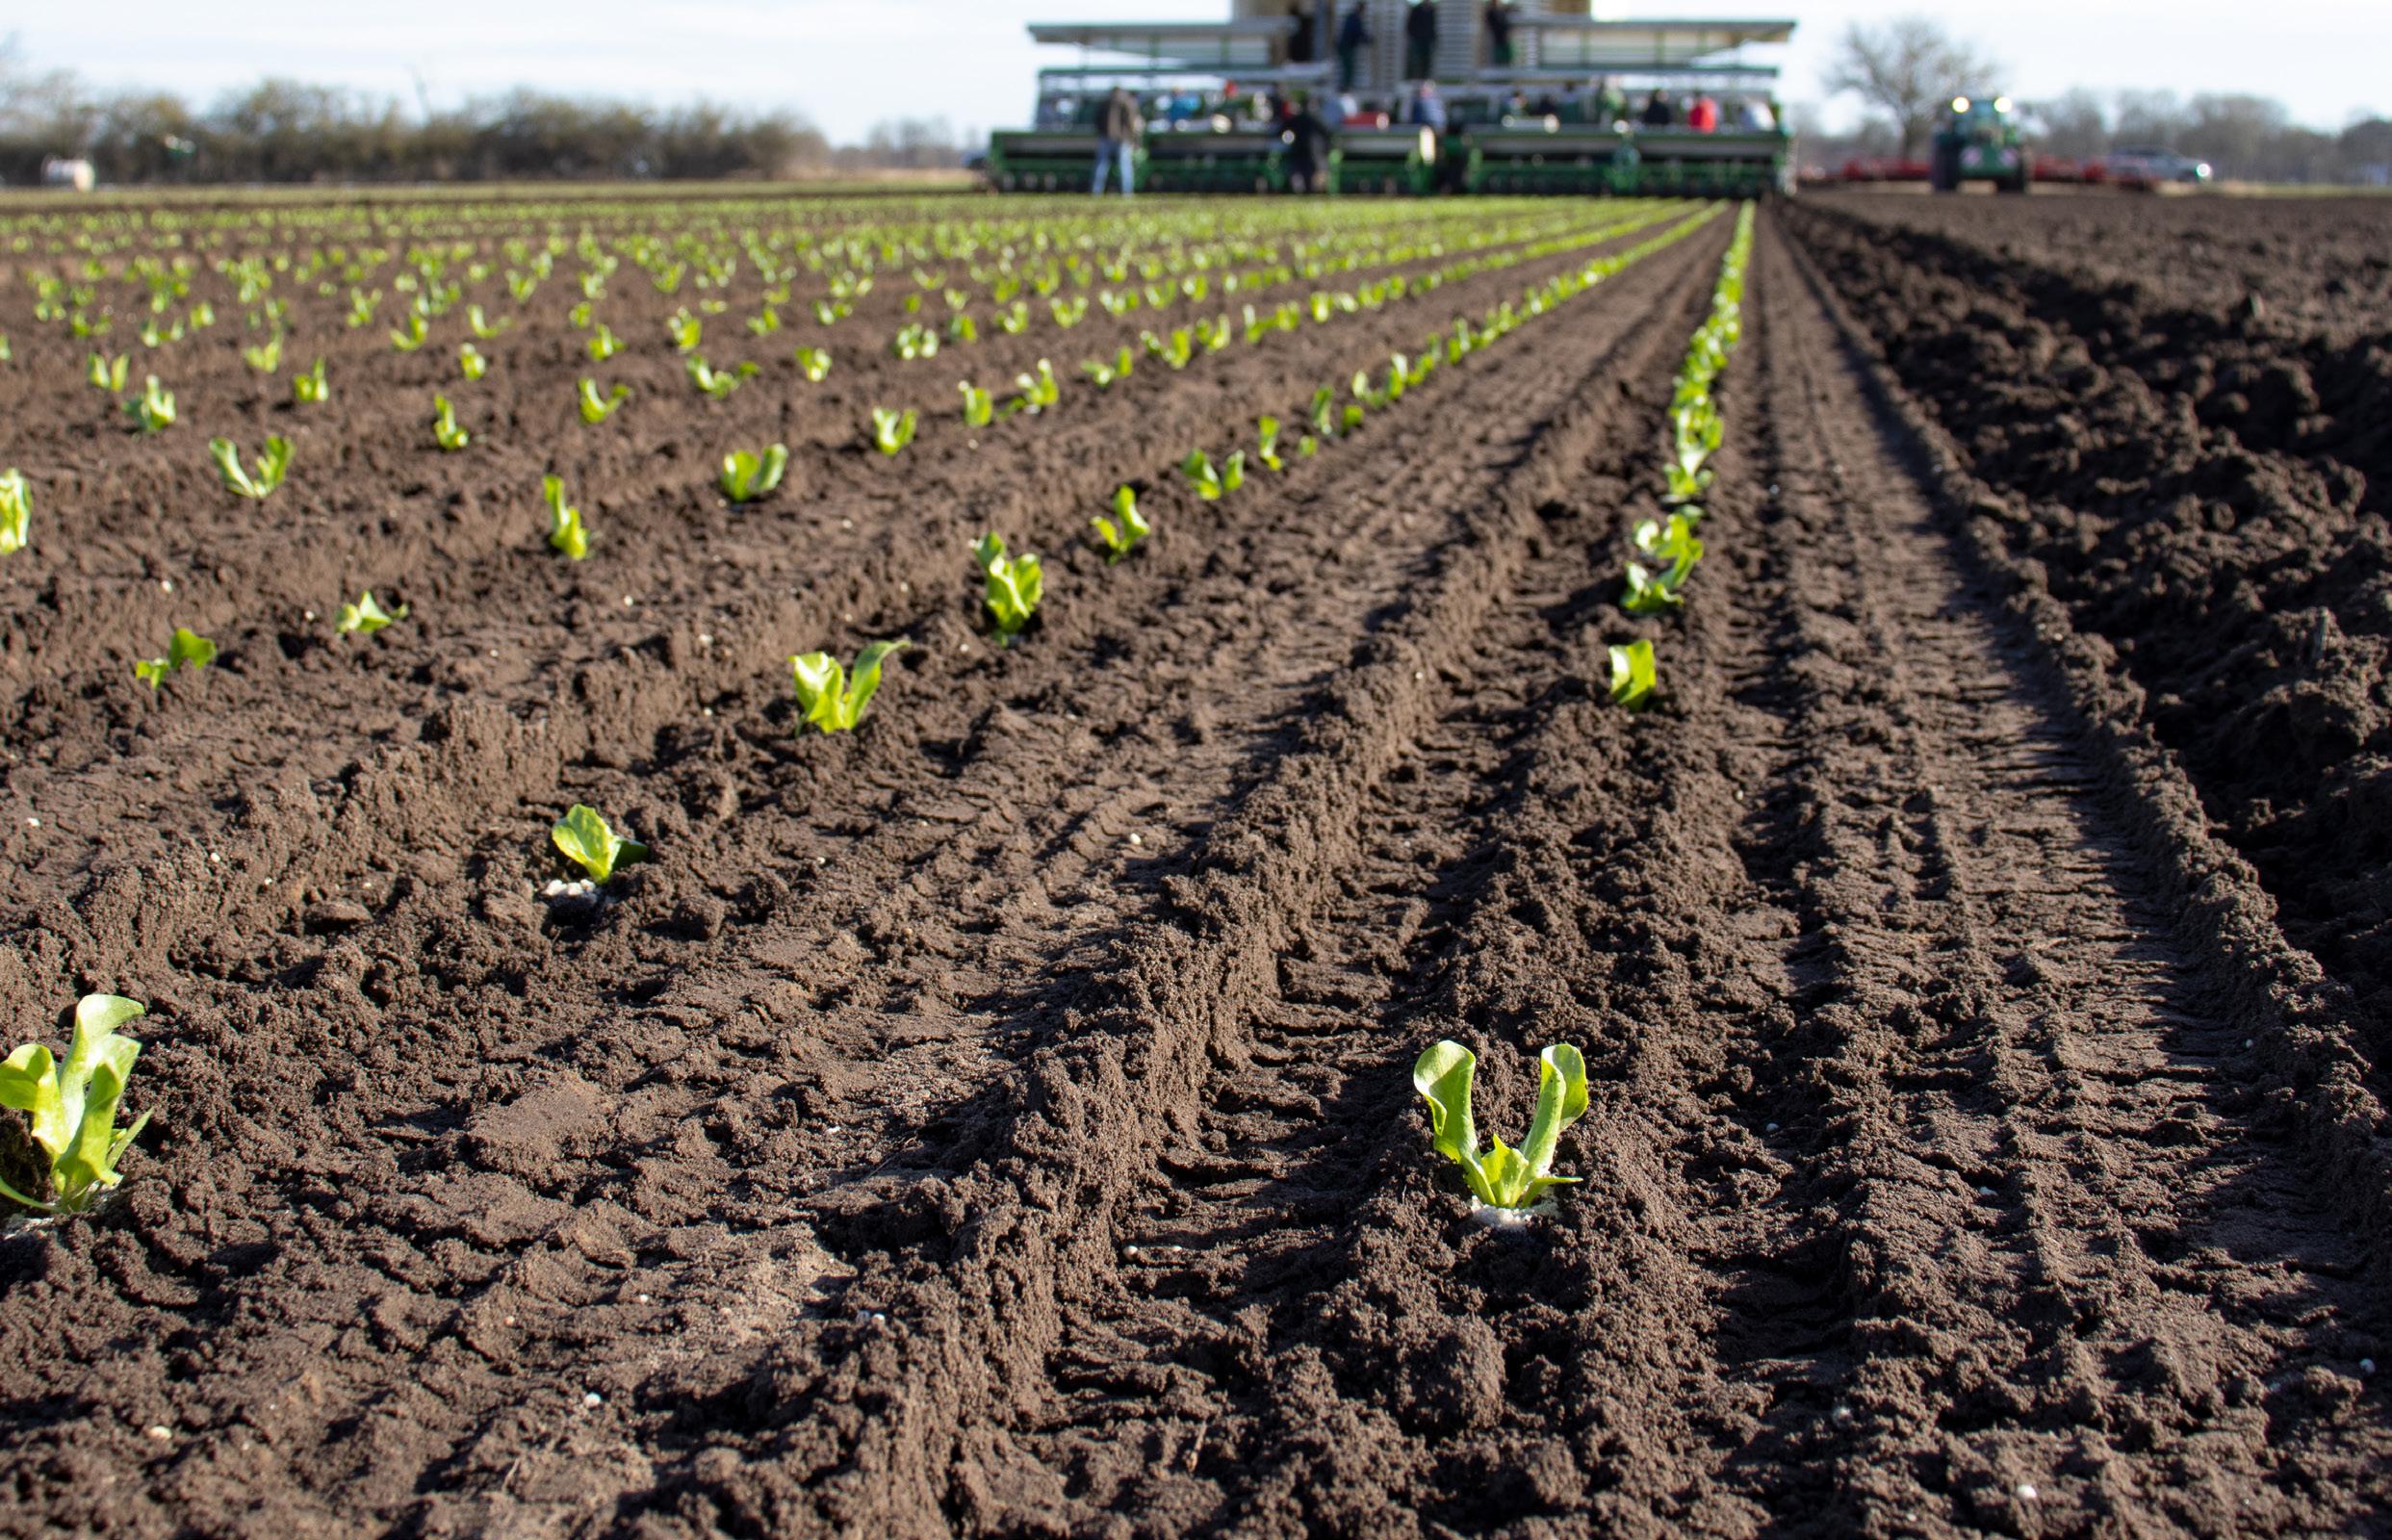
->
[[13, 1, 2386, 143]]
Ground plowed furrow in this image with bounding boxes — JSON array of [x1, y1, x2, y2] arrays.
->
[[1680, 218, 2392, 1535], [671, 214, 1736, 1539]]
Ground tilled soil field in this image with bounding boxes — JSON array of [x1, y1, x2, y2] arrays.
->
[[2, 190, 2389, 1539]]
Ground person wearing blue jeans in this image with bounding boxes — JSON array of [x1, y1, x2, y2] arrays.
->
[[1093, 88, 1143, 194]]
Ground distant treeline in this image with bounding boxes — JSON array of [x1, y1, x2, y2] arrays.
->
[[0, 56, 980, 185], [1801, 89, 2392, 184]]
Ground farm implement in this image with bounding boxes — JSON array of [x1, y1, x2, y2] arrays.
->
[[986, 4, 1796, 196]]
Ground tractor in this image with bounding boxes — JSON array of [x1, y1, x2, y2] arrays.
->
[[1930, 94, 2029, 192]]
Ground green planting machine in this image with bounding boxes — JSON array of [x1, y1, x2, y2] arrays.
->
[[985, 3, 1796, 197]]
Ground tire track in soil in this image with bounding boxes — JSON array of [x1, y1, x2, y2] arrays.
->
[[680, 211, 1735, 1539], [1666, 218, 2392, 1534], [0, 217, 1732, 1539]]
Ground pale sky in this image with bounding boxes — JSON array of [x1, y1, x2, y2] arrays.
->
[[14, 1, 2387, 143]]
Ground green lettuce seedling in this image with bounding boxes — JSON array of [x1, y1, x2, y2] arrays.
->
[[389, 313, 428, 352], [960, 382, 993, 427], [1080, 346, 1134, 389], [577, 377, 630, 423], [135, 627, 217, 689], [0, 994, 152, 1216], [685, 356, 759, 399], [467, 303, 509, 339], [1621, 563, 1684, 616], [1008, 358, 1059, 415], [125, 375, 176, 434], [1608, 639, 1657, 710], [88, 352, 130, 393], [293, 357, 330, 403], [870, 407, 917, 456], [1092, 484, 1148, 563], [790, 640, 910, 733], [1181, 449, 1245, 501], [719, 445, 789, 503], [0, 469, 28, 555], [208, 435, 292, 500], [244, 333, 283, 374], [431, 395, 470, 450], [336, 590, 407, 636], [667, 310, 702, 351], [973, 532, 1043, 644], [1412, 1040, 1588, 1215], [544, 475, 588, 559], [793, 346, 832, 382], [551, 805, 647, 884], [458, 343, 489, 380], [1256, 415, 1284, 472], [587, 323, 623, 361]]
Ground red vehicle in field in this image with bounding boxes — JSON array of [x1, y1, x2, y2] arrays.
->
[[1838, 154, 1931, 183]]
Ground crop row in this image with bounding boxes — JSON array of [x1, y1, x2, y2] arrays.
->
[[1414, 199, 1757, 1220]]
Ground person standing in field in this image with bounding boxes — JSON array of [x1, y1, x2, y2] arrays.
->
[[1093, 87, 1142, 195], [1687, 92, 1719, 133], [1484, 0, 1516, 68], [1336, 3, 1371, 91], [1283, 91, 1334, 192], [1640, 89, 1675, 128], [1405, 0, 1438, 81]]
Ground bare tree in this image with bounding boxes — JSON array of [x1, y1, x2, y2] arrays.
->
[[1824, 16, 1997, 158]]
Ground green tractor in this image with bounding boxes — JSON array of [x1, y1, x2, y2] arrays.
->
[[1930, 94, 2029, 192]]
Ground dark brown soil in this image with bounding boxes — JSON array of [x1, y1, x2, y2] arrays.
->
[[1783, 194, 2392, 1047], [3, 191, 2389, 1539]]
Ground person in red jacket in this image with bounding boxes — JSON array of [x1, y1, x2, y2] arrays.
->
[[1687, 93, 1720, 133]]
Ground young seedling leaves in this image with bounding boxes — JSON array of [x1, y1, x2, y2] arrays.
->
[[207, 435, 292, 500], [0, 993, 152, 1216], [1181, 447, 1224, 501], [870, 407, 917, 456], [1608, 639, 1657, 711], [134, 627, 217, 689], [577, 377, 630, 423], [973, 532, 1043, 643], [1621, 563, 1683, 616], [125, 375, 176, 434], [1257, 416, 1284, 472], [431, 395, 470, 451], [1411, 1040, 1589, 1214], [336, 590, 408, 636], [790, 639, 910, 733], [293, 357, 330, 404], [550, 804, 647, 885], [719, 445, 790, 503], [959, 382, 993, 428], [544, 475, 589, 559], [1091, 484, 1149, 563], [793, 346, 832, 382], [0, 469, 27, 556]]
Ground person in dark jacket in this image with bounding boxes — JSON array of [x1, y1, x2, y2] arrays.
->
[[1336, 3, 1371, 91], [1404, 0, 1437, 81], [1640, 89, 1675, 128], [1485, 0, 1515, 68], [1093, 87, 1142, 195], [1283, 92, 1334, 192]]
